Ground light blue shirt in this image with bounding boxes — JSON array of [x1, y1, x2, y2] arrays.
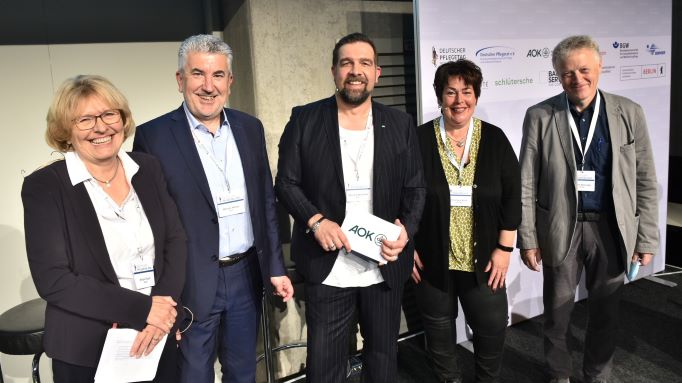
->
[[183, 103, 254, 258]]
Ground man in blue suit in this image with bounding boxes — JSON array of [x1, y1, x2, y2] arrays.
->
[[134, 34, 294, 383]]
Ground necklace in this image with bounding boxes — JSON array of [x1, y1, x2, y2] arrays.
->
[[91, 158, 120, 188], [447, 135, 466, 148]]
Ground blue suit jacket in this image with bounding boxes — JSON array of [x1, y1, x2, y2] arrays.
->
[[134, 105, 286, 320]]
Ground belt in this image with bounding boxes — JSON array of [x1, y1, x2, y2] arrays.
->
[[577, 212, 600, 222], [218, 247, 254, 267]]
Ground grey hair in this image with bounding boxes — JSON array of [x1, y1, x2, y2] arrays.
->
[[552, 35, 601, 71], [178, 34, 233, 73]]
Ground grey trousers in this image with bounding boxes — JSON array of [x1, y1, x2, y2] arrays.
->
[[542, 213, 625, 381]]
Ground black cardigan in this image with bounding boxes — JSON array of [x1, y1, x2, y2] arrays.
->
[[414, 118, 521, 290]]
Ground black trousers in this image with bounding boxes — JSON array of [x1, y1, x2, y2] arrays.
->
[[542, 213, 624, 381], [52, 335, 178, 383], [304, 281, 403, 383], [415, 270, 508, 383]]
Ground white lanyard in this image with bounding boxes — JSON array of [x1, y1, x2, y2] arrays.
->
[[341, 111, 373, 182], [438, 116, 474, 184], [190, 127, 232, 192], [566, 92, 600, 170]]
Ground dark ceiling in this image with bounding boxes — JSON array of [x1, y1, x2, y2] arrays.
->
[[0, 0, 243, 45]]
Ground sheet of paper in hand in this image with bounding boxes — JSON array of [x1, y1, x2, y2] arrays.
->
[[341, 209, 401, 265]]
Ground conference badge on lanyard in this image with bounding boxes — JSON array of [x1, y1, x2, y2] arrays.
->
[[217, 190, 246, 217], [450, 185, 472, 207], [133, 260, 155, 290], [576, 171, 596, 192]]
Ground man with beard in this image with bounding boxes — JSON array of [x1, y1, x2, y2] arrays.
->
[[275, 32, 426, 383]]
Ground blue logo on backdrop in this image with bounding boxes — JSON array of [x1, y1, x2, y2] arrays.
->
[[475, 46, 515, 63], [646, 43, 666, 56], [613, 41, 629, 49]]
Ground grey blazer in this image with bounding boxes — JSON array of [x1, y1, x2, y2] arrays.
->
[[517, 90, 659, 270]]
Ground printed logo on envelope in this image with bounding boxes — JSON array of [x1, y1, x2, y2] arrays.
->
[[348, 225, 387, 246]]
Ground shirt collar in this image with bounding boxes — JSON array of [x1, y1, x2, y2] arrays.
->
[[182, 102, 229, 134], [568, 90, 599, 117], [65, 150, 139, 186]]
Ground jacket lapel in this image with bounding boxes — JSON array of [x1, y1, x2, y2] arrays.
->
[[323, 97, 345, 188], [602, 91, 623, 175], [226, 110, 257, 218], [68, 178, 119, 284], [553, 93, 577, 183], [371, 102, 385, 195], [168, 105, 214, 209]]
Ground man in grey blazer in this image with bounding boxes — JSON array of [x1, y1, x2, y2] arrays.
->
[[517, 35, 659, 383]]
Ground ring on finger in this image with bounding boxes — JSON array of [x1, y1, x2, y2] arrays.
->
[[329, 243, 336, 250]]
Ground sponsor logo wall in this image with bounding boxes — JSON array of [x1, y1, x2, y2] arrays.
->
[[415, 0, 671, 343]]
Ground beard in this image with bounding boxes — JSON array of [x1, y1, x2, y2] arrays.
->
[[337, 74, 372, 105], [338, 87, 371, 105]]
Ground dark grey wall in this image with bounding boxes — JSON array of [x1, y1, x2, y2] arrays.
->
[[0, 0, 229, 45]]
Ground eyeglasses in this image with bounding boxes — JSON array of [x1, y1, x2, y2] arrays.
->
[[73, 109, 122, 130]]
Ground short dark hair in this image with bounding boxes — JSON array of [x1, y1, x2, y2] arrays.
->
[[332, 32, 378, 66], [433, 60, 483, 105]]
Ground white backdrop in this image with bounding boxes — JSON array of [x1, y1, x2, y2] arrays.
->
[[413, 0, 671, 342]]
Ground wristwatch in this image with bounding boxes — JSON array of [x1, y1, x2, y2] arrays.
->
[[307, 216, 326, 234]]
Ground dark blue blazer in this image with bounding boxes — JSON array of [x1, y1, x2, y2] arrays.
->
[[22, 153, 186, 367], [275, 97, 426, 289], [133, 105, 286, 320]]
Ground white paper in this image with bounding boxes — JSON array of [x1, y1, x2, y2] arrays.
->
[[94, 328, 167, 383], [341, 210, 401, 264]]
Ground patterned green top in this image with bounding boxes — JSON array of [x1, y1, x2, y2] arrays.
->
[[433, 117, 482, 272]]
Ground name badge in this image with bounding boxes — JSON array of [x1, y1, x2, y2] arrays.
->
[[132, 261, 155, 290], [576, 170, 596, 192], [450, 185, 472, 207], [346, 181, 371, 203], [217, 191, 246, 217]]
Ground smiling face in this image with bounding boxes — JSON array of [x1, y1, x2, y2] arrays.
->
[[441, 75, 477, 130], [176, 51, 232, 129], [332, 41, 381, 106], [70, 95, 125, 167], [557, 47, 602, 111]]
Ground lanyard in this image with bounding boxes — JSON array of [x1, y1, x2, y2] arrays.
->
[[438, 116, 474, 184], [566, 92, 600, 170], [341, 111, 373, 182], [190, 126, 232, 192]]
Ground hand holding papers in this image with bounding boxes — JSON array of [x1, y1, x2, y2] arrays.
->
[[95, 329, 167, 383], [341, 210, 402, 265]]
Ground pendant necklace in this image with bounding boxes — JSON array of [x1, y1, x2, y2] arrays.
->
[[91, 158, 120, 188]]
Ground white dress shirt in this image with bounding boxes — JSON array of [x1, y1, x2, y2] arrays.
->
[[183, 104, 254, 258], [65, 150, 155, 295]]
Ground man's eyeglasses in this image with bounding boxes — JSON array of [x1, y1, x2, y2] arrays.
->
[[73, 109, 122, 130]]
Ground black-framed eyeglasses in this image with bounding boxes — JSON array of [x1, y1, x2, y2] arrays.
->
[[73, 109, 122, 131]]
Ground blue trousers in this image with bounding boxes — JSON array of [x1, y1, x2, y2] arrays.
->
[[179, 254, 262, 383]]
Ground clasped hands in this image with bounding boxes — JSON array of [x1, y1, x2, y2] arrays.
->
[[311, 215, 408, 264], [129, 295, 177, 358]]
